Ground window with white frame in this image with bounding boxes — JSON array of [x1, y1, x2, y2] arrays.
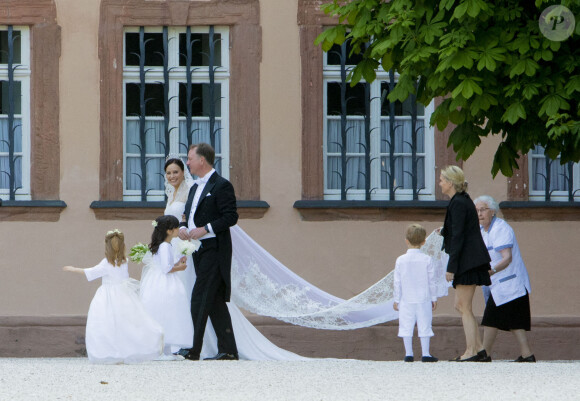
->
[[529, 146, 580, 201], [123, 26, 229, 201], [323, 43, 435, 201], [0, 26, 30, 201]]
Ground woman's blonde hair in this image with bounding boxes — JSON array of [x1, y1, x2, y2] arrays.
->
[[105, 230, 127, 267], [441, 165, 468, 193]]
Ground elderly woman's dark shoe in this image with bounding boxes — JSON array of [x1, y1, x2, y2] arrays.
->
[[514, 354, 536, 362]]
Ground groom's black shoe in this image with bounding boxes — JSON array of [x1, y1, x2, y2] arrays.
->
[[183, 351, 200, 361], [174, 348, 190, 357], [204, 352, 239, 361]]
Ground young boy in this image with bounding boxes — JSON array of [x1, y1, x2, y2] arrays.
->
[[393, 224, 438, 362]]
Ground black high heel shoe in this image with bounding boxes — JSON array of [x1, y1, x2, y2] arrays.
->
[[476, 349, 492, 362], [450, 350, 491, 362], [450, 354, 479, 362]]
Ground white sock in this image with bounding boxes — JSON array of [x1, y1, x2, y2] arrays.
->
[[403, 337, 413, 356], [420, 336, 431, 357], [163, 345, 172, 355]]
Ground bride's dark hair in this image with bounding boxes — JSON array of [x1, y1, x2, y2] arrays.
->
[[164, 158, 184, 172], [149, 215, 180, 254]]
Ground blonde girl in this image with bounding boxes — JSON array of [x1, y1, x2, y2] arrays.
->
[[63, 229, 163, 364]]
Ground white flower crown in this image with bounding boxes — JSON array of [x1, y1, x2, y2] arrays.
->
[[106, 228, 122, 236], [152, 220, 158, 227]]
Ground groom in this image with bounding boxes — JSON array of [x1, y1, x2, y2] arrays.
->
[[179, 143, 239, 361]]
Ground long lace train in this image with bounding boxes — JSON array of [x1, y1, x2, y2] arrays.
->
[[230, 226, 450, 330]]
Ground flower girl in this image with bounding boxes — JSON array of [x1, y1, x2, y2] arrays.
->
[[140, 215, 194, 360], [62, 229, 164, 364]]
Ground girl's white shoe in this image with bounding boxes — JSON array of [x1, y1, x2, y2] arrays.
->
[[154, 353, 184, 361]]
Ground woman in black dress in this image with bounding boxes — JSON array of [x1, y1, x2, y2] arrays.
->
[[439, 166, 491, 362]]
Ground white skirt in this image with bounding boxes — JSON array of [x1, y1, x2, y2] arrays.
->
[[140, 266, 194, 349], [86, 279, 164, 364]]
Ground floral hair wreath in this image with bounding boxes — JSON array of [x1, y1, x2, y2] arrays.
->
[[106, 228, 122, 236], [152, 220, 158, 228]]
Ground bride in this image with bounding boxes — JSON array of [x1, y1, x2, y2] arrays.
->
[[160, 155, 450, 357], [163, 156, 306, 361]]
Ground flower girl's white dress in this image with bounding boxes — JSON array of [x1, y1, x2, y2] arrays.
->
[[84, 259, 163, 364], [140, 242, 194, 350]]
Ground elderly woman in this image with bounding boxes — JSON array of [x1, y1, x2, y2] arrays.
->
[[439, 166, 491, 362], [474, 195, 535, 362]]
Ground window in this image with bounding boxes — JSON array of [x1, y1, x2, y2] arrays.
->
[[0, 1, 63, 222], [322, 43, 435, 201], [123, 26, 230, 201], [97, 0, 262, 214], [297, 1, 455, 211], [0, 26, 30, 201], [529, 146, 579, 201]]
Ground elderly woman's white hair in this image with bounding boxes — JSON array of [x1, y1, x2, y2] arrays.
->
[[473, 195, 499, 214]]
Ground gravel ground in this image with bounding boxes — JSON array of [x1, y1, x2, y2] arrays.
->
[[1, 358, 578, 401]]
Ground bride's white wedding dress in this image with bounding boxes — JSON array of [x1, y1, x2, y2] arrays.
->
[[158, 165, 450, 358], [163, 190, 306, 361]]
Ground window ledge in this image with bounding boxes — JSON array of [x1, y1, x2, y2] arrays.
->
[[90, 200, 270, 220], [499, 201, 580, 221], [237, 201, 270, 219], [293, 200, 448, 221], [0, 200, 67, 222]]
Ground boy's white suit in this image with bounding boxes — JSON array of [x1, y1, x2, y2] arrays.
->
[[393, 249, 437, 338]]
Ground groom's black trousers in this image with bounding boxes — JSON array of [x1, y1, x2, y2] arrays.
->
[[190, 239, 237, 358]]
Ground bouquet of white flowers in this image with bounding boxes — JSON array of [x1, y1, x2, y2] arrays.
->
[[175, 239, 201, 256], [129, 243, 149, 263]]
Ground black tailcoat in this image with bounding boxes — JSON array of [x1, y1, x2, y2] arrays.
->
[[180, 171, 238, 300]]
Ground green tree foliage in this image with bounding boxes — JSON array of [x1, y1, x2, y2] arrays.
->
[[316, 0, 580, 177]]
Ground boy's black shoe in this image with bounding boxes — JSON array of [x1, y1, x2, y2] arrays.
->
[[421, 356, 438, 362], [403, 356, 414, 362]]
